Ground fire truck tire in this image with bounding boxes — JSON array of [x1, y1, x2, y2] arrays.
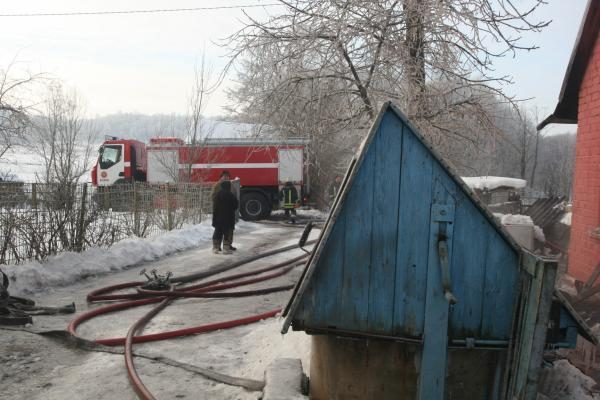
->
[[240, 192, 270, 221]]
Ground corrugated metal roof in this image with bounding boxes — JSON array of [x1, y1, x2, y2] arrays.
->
[[525, 197, 567, 230]]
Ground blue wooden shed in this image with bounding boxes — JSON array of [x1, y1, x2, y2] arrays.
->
[[282, 103, 595, 400]]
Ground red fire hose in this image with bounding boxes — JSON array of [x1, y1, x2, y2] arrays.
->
[[67, 242, 313, 400]]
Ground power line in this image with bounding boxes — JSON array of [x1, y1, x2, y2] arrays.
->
[[0, 3, 282, 17]]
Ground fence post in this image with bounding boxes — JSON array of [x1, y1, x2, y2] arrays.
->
[[133, 182, 140, 236], [167, 184, 174, 231], [76, 183, 88, 252], [31, 183, 37, 209]]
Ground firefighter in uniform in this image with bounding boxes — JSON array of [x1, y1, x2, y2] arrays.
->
[[279, 181, 299, 223], [212, 180, 238, 254]]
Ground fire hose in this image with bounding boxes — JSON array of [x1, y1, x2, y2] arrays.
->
[[68, 234, 316, 400]]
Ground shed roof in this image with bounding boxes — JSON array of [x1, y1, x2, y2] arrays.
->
[[538, 0, 600, 130], [282, 102, 523, 334]]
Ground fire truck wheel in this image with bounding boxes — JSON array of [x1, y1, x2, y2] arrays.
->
[[240, 192, 270, 221]]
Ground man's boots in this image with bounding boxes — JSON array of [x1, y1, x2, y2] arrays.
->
[[224, 230, 236, 252], [212, 240, 221, 254]]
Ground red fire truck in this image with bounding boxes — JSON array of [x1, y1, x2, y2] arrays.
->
[[91, 136, 309, 220]]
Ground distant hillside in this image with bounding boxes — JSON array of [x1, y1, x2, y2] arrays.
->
[[92, 114, 260, 142], [0, 113, 273, 182]]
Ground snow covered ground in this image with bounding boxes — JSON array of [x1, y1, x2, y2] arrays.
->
[[2, 220, 256, 297], [2, 217, 600, 399], [0, 222, 315, 400], [539, 359, 600, 400], [0, 147, 46, 182]]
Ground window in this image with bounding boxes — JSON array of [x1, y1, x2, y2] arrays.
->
[[99, 145, 122, 169]]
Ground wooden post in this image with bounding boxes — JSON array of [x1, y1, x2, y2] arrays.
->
[[76, 183, 87, 252], [133, 182, 140, 236], [523, 258, 558, 400], [167, 184, 174, 231], [507, 253, 559, 400], [31, 183, 37, 209]]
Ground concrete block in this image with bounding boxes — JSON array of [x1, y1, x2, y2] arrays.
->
[[263, 358, 307, 400]]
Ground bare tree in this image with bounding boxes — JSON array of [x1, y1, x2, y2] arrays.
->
[[535, 133, 576, 198], [31, 83, 96, 185], [183, 53, 219, 182], [225, 0, 549, 188], [146, 53, 219, 183], [0, 60, 44, 160]]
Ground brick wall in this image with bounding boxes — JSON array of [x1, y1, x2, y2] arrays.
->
[[569, 34, 600, 280]]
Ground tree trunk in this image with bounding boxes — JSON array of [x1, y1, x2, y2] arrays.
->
[[405, 0, 426, 119], [529, 129, 540, 187]]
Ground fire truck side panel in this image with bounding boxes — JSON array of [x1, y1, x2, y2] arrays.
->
[[278, 149, 303, 183], [187, 168, 279, 187], [147, 149, 178, 183], [177, 145, 304, 187]]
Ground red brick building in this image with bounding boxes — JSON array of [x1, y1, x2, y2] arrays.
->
[[539, 0, 600, 281]]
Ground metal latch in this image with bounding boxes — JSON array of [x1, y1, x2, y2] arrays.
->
[[437, 236, 458, 305]]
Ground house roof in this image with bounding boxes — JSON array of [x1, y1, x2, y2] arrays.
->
[[538, 0, 600, 130]]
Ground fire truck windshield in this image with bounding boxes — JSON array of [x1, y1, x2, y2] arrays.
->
[[99, 145, 122, 169]]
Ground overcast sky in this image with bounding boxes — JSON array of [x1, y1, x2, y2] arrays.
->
[[0, 0, 589, 134]]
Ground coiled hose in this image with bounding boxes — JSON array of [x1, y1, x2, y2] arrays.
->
[[67, 240, 315, 400]]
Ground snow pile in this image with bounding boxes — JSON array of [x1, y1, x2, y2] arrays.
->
[[237, 318, 311, 380], [539, 359, 600, 400], [561, 212, 572, 226], [494, 213, 534, 226], [557, 274, 579, 297], [462, 176, 527, 191], [534, 225, 546, 242], [271, 208, 328, 219], [2, 221, 253, 296]]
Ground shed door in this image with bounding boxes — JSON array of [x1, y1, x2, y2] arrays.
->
[[148, 150, 178, 183], [278, 149, 303, 183]]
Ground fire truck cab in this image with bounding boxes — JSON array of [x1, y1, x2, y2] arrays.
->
[[91, 137, 309, 221], [92, 138, 147, 187]]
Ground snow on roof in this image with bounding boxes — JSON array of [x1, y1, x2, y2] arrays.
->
[[493, 213, 534, 226], [561, 212, 572, 226], [461, 176, 527, 191]]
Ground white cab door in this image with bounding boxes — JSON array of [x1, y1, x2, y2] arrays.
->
[[98, 144, 125, 186]]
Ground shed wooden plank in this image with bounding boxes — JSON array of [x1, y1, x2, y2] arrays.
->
[[449, 199, 490, 338], [481, 230, 519, 339], [513, 254, 543, 395], [340, 145, 376, 330], [306, 209, 348, 328], [394, 124, 433, 337], [368, 113, 403, 333]]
